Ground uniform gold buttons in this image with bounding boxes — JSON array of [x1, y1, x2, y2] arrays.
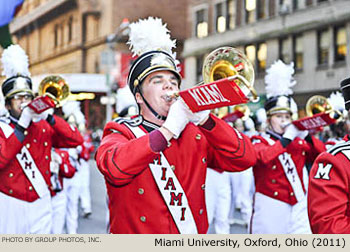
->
[[272, 165, 277, 170], [44, 142, 48, 146], [9, 173, 13, 178], [298, 140, 303, 145], [33, 139, 37, 143], [274, 191, 278, 196], [45, 171, 49, 175], [9, 189, 13, 194], [271, 179, 276, 183], [45, 156, 49, 160], [29, 186, 33, 191], [138, 188, 144, 195], [202, 157, 206, 164], [26, 143, 30, 148], [24, 130, 28, 136], [196, 134, 201, 140], [170, 165, 175, 171], [140, 216, 146, 222], [290, 192, 294, 196], [42, 129, 46, 133], [199, 209, 204, 215], [201, 184, 205, 190], [302, 151, 306, 156]]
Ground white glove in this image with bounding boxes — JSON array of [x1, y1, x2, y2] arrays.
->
[[162, 99, 190, 138], [297, 130, 309, 139], [282, 124, 300, 141], [32, 108, 54, 122], [190, 109, 210, 125], [18, 106, 35, 129]]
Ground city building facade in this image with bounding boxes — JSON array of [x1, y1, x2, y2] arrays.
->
[[4, 0, 189, 129], [183, 0, 350, 115]]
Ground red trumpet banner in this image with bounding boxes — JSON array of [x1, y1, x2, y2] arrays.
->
[[27, 96, 56, 114], [179, 77, 248, 112], [292, 112, 337, 130]]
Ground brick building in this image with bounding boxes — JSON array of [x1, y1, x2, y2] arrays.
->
[[4, 0, 189, 130]]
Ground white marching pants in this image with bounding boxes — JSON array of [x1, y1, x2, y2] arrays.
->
[[78, 159, 92, 214], [205, 168, 231, 234], [229, 168, 254, 223], [51, 190, 67, 234], [64, 174, 80, 234], [250, 192, 311, 234], [0, 192, 52, 234]]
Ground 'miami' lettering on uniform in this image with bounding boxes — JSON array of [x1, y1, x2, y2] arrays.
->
[[154, 238, 184, 246], [188, 83, 229, 106]]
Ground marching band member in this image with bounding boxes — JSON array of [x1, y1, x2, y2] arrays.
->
[[308, 77, 350, 233], [95, 17, 256, 234], [62, 101, 87, 234], [250, 60, 325, 234], [0, 45, 83, 234], [50, 148, 76, 234]]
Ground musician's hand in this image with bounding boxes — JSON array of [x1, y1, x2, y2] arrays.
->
[[297, 130, 309, 139], [32, 108, 54, 122], [191, 110, 210, 126], [282, 124, 299, 141], [18, 106, 35, 129], [162, 99, 190, 139]]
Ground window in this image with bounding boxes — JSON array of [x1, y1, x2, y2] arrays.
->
[[196, 55, 205, 82], [317, 29, 329, 65], [279, 0, 292, 15], [195, 9, 208, 38], [279, 37, 292, 63], [68, 16, 73, 42], [227, 0, 236, 29], [334, 25, 347, 62], [54, 24, 59, 48], [257, 0, 267, 20], [245, 44, 256, 70], [245, 0, 256, 24], [293, 34, 303, 70], [215, 2, 226, 33], [257, 42, 267, 73]]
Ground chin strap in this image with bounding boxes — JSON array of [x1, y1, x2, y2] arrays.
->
[[137, 88, 167, 121]]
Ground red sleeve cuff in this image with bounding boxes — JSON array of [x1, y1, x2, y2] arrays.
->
[[200, 116, 216, 130], [149, 130, 168, 152]]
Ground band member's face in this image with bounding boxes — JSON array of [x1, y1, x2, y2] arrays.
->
[[269, 112, 292, 134], [6, 94, 33, 119], [136, 70, 180, 118]]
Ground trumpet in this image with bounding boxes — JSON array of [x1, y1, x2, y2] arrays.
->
[[28, 75, 70, 113], [164, 47, 258, 112], [293, 95, 343, 130]]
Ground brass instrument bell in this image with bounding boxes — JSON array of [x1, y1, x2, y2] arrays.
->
[[38, 75, 70, 107]]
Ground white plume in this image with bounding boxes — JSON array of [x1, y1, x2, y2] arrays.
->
[[1, 44, 31, 79], [265, 60, 296, 98], [62, 100, 85, 125], [256, 108, 267, 124], [328, 91, 345, 112], [127, 17, 176, 58]]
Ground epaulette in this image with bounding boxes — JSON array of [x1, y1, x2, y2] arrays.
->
[[327, 140, 350, 156], [113, 115, 143, 127]]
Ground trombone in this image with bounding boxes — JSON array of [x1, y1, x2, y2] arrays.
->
[[165, 47, 259, 111], [292, 95, 343, 130]]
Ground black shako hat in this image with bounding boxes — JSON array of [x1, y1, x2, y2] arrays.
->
[[340, 77, 350, 110], [127, 50, 181, 95], [2, 75, 34, 100], [264, 95, 293, 116]]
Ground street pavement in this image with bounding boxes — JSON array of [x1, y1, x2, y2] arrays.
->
[[77, 160, 248, 234]]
